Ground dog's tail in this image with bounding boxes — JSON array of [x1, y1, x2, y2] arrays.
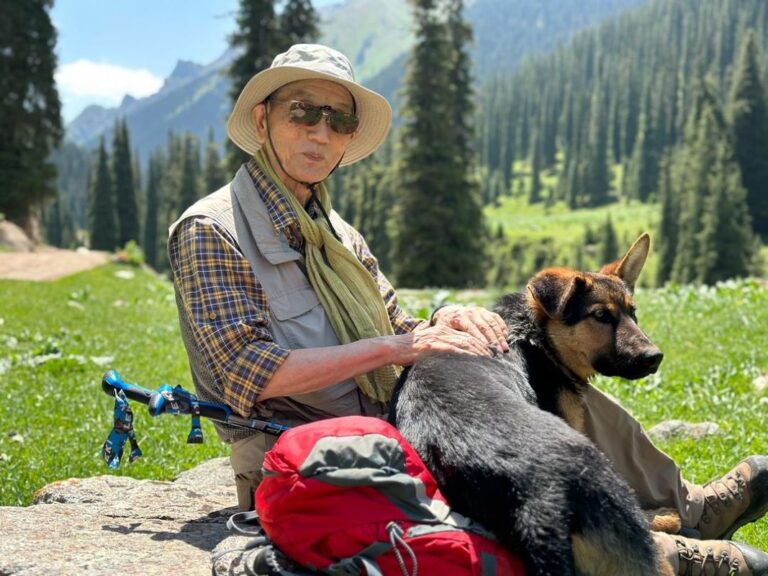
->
[[569, 457, 675, 576]]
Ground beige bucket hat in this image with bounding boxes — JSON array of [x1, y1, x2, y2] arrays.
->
[[226, 44, 392, 167]]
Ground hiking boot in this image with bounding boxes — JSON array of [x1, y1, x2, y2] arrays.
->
[[655, 532, 768, 576], [696, 456, 768, 540]]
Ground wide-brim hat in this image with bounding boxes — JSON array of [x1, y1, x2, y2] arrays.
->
[[226, 44, 392, 167]]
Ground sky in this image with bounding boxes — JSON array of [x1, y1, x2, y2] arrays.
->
[[51, 1, 339, 123]]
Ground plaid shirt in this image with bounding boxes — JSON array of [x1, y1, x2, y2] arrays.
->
[[168, 160, 421, 418]]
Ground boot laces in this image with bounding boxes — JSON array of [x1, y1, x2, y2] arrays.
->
[[701, 468, 747, 526], [676, 539, 741, 576]]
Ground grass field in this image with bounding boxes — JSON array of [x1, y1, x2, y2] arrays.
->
[[486, 191, 664, 285], [486, 194, 659, 245], [1, 263, 767, 549]]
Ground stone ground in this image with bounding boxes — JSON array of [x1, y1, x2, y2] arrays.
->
[[0, 220, 111, 281], [0, 458, 260, 576]]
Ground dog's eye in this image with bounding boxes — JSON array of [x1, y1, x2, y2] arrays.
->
[[591, 309, 612, 323]]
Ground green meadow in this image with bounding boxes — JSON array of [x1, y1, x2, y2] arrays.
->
[[0, 263, 766, 550]]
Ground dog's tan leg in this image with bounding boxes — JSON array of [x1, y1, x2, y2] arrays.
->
[[573, 532, 675, 576], [573, 534, 606, 575], [645, 507, 683, 534]]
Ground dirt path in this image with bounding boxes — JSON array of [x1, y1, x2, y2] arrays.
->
[[0, 247, 109, 281]]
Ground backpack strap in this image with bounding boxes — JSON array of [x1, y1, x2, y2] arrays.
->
[[215, 510, 320, 576], [227, 509, 265, 537], [325, 522, 417, 576], [212, 510, 269, 575], [325, 520, 506, 576]]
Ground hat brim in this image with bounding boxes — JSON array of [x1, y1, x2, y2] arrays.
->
[[226, 67, 392, 167]]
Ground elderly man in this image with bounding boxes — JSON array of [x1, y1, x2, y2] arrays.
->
[[168, 44, 506, 505], [168, 44, 768, 575]]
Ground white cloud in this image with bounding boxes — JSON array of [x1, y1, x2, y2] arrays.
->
[[56, 59, 164, 105]]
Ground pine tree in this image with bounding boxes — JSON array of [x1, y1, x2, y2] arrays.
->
[[143, 151, 163, 269], [600, 213, 619, 263], [394, 0, 485, 288], [278, 0, 319, 47], [0, 0, 63, 237], [573, 239, 584, 271], [446, 0, 474, 165], [51, 141, 90, 232], [227, 0, 279, 174], [625, 101, 659, 203], [729, 30, 768, 238], [152, 132, 184, 272], [585, 89, 611, 206], [696, 146, 755, 283], [670, 87, 719, 284], [42, 193, 63, 247], [668, 80, 757, 285], [132, 151, 142, 230], [162, 131, 184, 223], [178, 134, 202, 213], [656, 153, 678, 285], [89, 138, 116, 251], [528, 130, 542, 204], [60, 201, 76, 248], [203, 127, 227, 193], [359, 162, 395, 274], [564, 156, 579, 209], [112, 120, 140, 247]]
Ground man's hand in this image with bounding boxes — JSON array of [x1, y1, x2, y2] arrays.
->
[[430, 305, 509, 353], [390, 305, 510, 366]]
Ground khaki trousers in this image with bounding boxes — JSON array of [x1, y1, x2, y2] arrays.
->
[[230, 432, 279, 511], [230, 385, 706, 527], [583, 384, 705, 528]]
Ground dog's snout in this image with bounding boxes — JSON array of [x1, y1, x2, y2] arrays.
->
[[641, 349, 663, 373]]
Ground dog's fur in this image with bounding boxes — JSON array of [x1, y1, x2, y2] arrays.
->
[[389, 234, 674, 576]]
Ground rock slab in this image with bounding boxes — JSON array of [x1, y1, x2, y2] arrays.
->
[[0, 458, 255, 575], [648, 419, 721, 441]]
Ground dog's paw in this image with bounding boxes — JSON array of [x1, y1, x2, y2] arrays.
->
[[646, 507, 682, 534]]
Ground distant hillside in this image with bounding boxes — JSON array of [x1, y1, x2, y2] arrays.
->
[[320, 0, 412, 82], [333, 0, 647, 117], [66, 52, 234, 166], [478, 0, 768, 192], [63, 0, 646, 164], [468, 0, 645, 78]]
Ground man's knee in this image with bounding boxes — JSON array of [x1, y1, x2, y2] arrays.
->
[[235, 469, 263, 511], [230, 432, 278, 511]]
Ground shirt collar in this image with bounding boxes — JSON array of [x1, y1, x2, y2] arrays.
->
[[244, 159, 319, 236]]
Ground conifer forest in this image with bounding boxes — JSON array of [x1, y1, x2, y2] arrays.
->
[[3, 0, 767, 289]]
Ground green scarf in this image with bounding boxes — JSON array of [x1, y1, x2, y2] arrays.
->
[[253, 149, 398, 403]]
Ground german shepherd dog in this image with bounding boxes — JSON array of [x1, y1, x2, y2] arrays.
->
[[389, 234, 675, 576]]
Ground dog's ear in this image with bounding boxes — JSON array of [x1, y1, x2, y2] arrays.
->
[[527, 269, 588, 319], [599, 233, 650, 292]]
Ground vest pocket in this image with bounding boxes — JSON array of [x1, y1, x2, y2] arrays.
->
[[269, 288, 320, 321]]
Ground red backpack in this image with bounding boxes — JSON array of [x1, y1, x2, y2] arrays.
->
[[254, 415, 525, 576]]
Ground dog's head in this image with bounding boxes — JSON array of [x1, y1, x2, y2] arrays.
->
[[525, 233, 663, 382]]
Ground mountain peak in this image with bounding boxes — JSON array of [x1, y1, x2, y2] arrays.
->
[[168, 60, 204, 81], [120, 94, 137, 108]]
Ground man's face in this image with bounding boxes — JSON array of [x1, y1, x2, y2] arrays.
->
[[252, 79, 356, 192]]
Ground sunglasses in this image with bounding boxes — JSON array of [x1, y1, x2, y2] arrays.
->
[[284, 100, 360, 135]]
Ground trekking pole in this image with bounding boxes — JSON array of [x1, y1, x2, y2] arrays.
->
[[100, 369, 290, 468]]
